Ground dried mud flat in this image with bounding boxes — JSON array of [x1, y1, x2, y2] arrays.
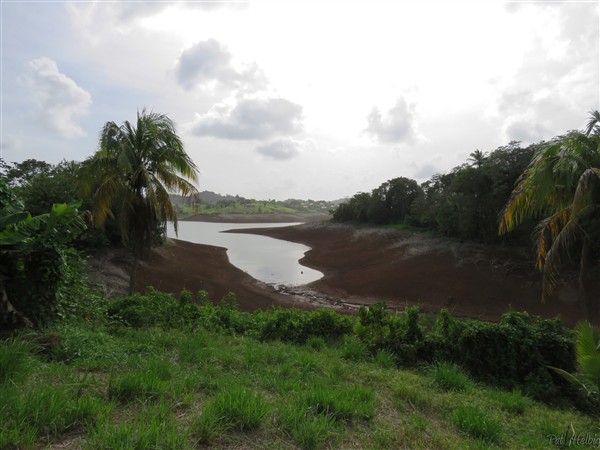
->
[[126, 219, 588, 324]]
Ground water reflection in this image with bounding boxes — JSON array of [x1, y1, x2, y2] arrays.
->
[[166, 221, 323, 286]]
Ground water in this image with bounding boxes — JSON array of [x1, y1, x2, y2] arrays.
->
[[166, 221, 323, 286]]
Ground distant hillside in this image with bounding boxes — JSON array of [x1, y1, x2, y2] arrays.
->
[[170, 191, 338, 215]]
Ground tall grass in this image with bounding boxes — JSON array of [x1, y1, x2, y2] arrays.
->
[[0, 340, 36, 384], [191, 386, 270, 444], [452, 405, 502, 444], [280, 403, 336, 450], [429, 361, 472, 392], [1, 383, 109, 448], [87, 400, 188, 449]]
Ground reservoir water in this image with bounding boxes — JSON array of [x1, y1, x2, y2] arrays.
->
[[166, 221, 323, 286]]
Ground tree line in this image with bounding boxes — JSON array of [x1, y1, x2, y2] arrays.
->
[[334, 111, 600, 320], [332, 141, 536, 244]]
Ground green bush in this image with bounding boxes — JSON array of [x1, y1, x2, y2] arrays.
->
[[355, 303, 426, 365], [306, 336, 326, 351], [353, 304, 577, 406], [107, 287, 179, 328], [259, 308, 352, 344], [340, 335, 368, 361]]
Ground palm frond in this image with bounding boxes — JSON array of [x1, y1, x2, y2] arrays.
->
[[540, 217, 579, 301], [83, 109, 199, 253], [548, 366, 590, 395], [585, 110, 600, 137]]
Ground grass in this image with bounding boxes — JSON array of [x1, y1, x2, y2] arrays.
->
[[0, 339, 36, 384], [452, 405, 503, 444], [429, 361, 472, 392], [489, 389, 531, 415], [191, 386, 270, 444], [0, 325, 597, 449]]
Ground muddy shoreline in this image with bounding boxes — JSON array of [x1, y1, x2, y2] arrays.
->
[[132, 216, 586, 324]]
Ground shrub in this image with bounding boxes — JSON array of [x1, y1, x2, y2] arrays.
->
[[306, 336, 326, 351], [259, 308, 352, 345], [374, 349, 396, 369], [355, 303, 426, 365], [426, 309, 576, 404], [340, 335, 368, 361]]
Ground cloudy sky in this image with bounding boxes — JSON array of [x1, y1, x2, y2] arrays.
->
[[1, 1, 598, 200]]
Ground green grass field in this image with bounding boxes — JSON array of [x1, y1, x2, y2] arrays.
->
[[1, 323, 596, 449]]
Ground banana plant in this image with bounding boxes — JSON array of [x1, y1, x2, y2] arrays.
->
[[1, 179, 86, 327]]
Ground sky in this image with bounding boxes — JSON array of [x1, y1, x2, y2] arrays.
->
[[1, 1, 598, 201]]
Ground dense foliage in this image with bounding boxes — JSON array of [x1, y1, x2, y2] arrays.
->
[[78, 110, 200, 294], [98, 288, 588, 409], [0, 179, 87, 327], [333, 141, 536, 244], [499, 116, 600, 319]]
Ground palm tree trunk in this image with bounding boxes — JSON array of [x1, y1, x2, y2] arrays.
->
[[580, 236, 596, 324]]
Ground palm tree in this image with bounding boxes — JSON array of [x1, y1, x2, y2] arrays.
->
[[79, 109, 199, 294], [499, 111, 600, 320], [467, 149, 487, 168]]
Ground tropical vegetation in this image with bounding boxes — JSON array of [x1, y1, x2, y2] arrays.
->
[[78, 109, 200, 293], [2, 109, 600, 448], [1, 289, 597, 449], [499, 112, 600, 319], [0, 178, 87, 328], [551, 321, 600, 402], [333, 111, 600, 318]]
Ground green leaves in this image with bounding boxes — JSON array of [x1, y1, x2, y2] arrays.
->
[[499, 111, 600, 306], [550, 321, 600, 399], [78, 109, 199, 259]]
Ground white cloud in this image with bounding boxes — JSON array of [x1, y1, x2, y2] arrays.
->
[[176, 39, 237, 90], [175, 39, 268, 94], [191, 97, 303, 140], [364, 97, 418, 145], [256, 138, 301, 160], [496, 3, 599, 142], [20, 57, 91, 138]]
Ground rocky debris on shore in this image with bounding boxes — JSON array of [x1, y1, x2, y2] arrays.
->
[[271, 284, 359, 311]]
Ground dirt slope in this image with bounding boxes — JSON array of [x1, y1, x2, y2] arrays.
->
[[131, 221, 586, 324]]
